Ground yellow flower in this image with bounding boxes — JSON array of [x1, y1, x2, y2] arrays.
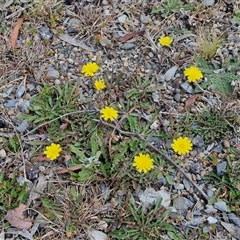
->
[[100, 106, 118, 121], [184, 66, 203, 82], [158, 36, 173, 47], [94, 80, 106, 91], [44, 143, 62, 160], [171, 137, 193, 155], [133, 153, 154, 173], [81, 62, 100, 77]]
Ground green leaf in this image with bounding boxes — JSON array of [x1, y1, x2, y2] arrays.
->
[[77, 168, 93, 182], [166, 175, 173, 185]]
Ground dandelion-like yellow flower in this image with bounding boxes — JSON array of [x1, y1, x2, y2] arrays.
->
[[94, 80, 106, 91], [184, 66, 203, 82], [81, 62, 100, 77], [44, 143, 62, 160], [158, 36, 173, 47], [171, 137, 193, 155], [133, 153, 154, 173], [100, 106, 118, 121]]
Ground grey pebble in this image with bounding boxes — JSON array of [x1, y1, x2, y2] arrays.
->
[[118, 14, 127, 23], [173, 196, 194, 212], [186, 218, 203, 227], [216, 161, 227, 176], [4, 86, 16, 97], [38, 27, 53, 40], [0, 149, 7, 158], [120, 43, 136, 50], [4, 100, 18, 108], [212, 145, 223, 153], [183, 177, 192, 191], [46, 69, 60, 80], [203, 0, 214, 7], [140, 14, 151, 24], [15, 85, 25, 98], [16, 120, 30, 132], [173, 93, 180, 101], [157, 177, 167, 185], [204, 205, 218, 214], [193, 210, 202, 216], [180, 82, 193, 93], [189, 163, 202, 174], [206, 189, 214, 198], [164, 65, 178, 81], [152, 91, 160, 103], [192, 135, 205, 147], [214, 201, 229, 212], [223, 140, 230, 148], [207, 216, 218, 224], [19, 100, 30, 112], [228, 213, 240, 228], [174, 183, 184, 190]]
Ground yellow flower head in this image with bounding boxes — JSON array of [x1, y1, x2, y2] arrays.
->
[[81, 62, 100, 77], [44, 143, 62, 160], [158, 36, 173, 47], [94, 80, 106, 91], [133, 153, 154, 173], [100, 106, 118, 121], [184, 66, 203, 82], [171, 137, 193, 155]]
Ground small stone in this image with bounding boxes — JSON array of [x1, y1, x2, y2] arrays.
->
[[186, 218, 203, 227], [118, 14, 127, 23], [223, 140, 230, 148], [173, 196, 194, 212], [67, 18, 81, 33], [164, 66, 178, 81], [192, 135, 205, 147], [15, 85, 25, 98], [207, 216, 218, 224], [19, 100, 30, 112], [183, 177, 192, 191], [214, 201, 229, 212], [140, 14, 151, 24], [216, 161, 227, 176], [46, 69, 60, 80], [0, 149, 7, 158], [120, 43, 136, 50], [180, 82, 193, 93], [138, 188, 171, 210], [206, 189, 214, 198], [38, 27, 53, 40], [152, 91, 160, 103], [157, 177, 167, 185], [16, 120, 30, 132], [228, 213, 240, 228], [174, 183, 184, 190], [203, 0, 215, 6], [204, 205, 218, 214], [173, 93, 180, 101], [4, 100, 18, 108], [189, 163, 202, 174], [213, 145, 223, 153]]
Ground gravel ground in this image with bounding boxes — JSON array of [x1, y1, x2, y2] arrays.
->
[[1, 0, 240, 239]]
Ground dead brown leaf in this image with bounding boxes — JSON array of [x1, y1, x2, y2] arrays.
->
[[5, 204, 33, 230], [56, 164, 82, 174], [60, 122, 68, 130], [185, 94, 200, 109], [9, 17, 24, 48], [34, 155, 50, 162], [118, 31, 145, 42]]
